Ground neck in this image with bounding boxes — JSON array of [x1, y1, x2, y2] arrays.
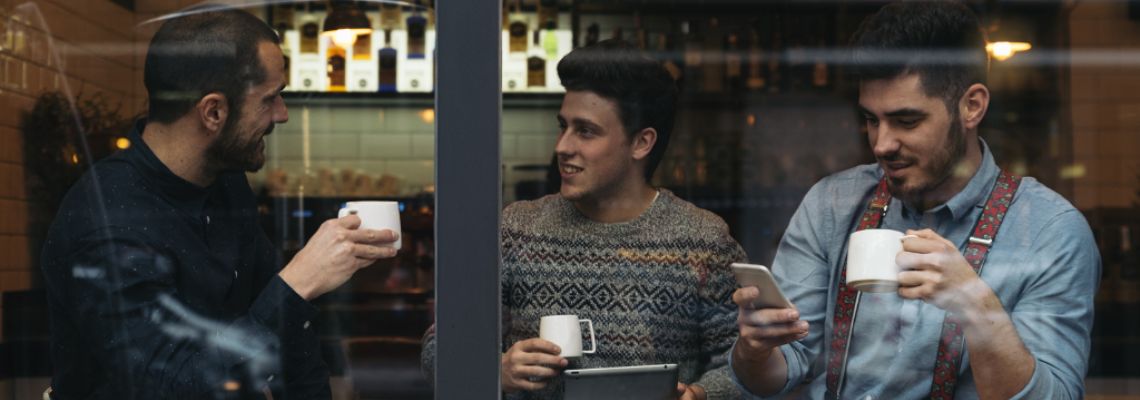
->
[[911, 137, 984, 212], [142, 120, 216, 187], [571, 179, 658, 223]]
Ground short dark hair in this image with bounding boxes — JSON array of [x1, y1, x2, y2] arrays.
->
[[557, 39, 679, 182], [849, 1, 988, 111], [144, 6, 280, 124]]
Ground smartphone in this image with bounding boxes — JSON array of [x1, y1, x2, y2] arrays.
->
[[731, 263, 793, 309]]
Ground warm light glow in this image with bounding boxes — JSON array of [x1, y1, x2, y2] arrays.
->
[[115, 137, 131, 150], [323, 28, 370, 50], [986, 41, 1032, 61], [1060, 163, 1086, 179], [223, 380, 241, 391], [70, 153, 78, 164], [419, 108, 435, 124], [746, 114, 757, 127]]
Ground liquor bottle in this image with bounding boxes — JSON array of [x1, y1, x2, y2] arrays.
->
[[378, 29, 398, 93], [724, 31, 743, 93], [353, 32, 372, 61], [327, 43, 346, 92], [538, 0, 558, 30], [300, 20, 319, 54], [380, 2, 402, 30], [611, 26, 624, 42], [273, 4, 294, 33], [658, 33, 681, 81], [701, 18, 725, 93], [528, 30, 546, 88], [812, 39, 829, 89], [585, 22, 600, 46], [508, 0, 528, 53], [767, 28, 783, 93], [680, 20, 703, 93], [633, 12, 647, 50], [407, 1, 427, 59], [745, 28, 766, 91]]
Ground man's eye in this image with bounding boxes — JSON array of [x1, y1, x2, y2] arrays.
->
[[897, 119, 919, 127]]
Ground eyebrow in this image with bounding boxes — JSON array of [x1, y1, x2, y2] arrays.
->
[[857, 105, 928, 118]]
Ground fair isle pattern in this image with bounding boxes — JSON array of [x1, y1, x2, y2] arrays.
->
[[501, 190, 745, 400]]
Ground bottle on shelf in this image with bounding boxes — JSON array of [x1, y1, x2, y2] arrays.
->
[[724, 31, 743, 93], [380, 1, 402, 30], [326, 42, 347, 92], [680, 20, 703, 93], [508, 0, 528, 54], [585, 22, 600, 46], [378, 29, 398, 93], [658, 32, 681, 81], [407, 0, 427, 59], [700, 18, 725, 93], [745, 27, 766, 91], [538, 0, 558, 30], [528, 30, 546, 88], [1116, 225, 1139, 305]]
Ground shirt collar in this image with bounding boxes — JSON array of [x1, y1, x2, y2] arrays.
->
[[126, 119, 211, 208], [897, 138, 999, 221]]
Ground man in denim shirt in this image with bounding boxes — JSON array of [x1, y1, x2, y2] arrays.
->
[[730, 2, 1100, 399]]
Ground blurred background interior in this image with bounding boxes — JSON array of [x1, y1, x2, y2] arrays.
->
[[0, 0, 1138, 399]]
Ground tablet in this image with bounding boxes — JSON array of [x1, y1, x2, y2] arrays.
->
[[563, 364, 678, 400]]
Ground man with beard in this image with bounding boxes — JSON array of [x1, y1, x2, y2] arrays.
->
[[40, 8, 398, 399], [730, 2, 1099, 399]]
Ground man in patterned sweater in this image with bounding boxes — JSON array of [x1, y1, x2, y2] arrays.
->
[[421, 39, 745, 399]]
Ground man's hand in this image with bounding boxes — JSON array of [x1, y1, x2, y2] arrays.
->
[[896, 229, 994, 315], [675, 382, 706, 400], [279, 214, 400, 300], [501, 338, 568, 393], [732, 286, 808, 363]]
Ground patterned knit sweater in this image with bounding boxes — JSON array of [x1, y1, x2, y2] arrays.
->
[[422, 190, 746, 399]]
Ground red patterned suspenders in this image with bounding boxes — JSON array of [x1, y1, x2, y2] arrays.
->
[[824, 172, 1022, 399]]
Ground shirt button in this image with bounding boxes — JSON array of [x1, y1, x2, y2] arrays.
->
[[303, 320, 311, 329], [233, 270, 239, 279], [205, 215, 211, 224], [267, 374, 275, 382]]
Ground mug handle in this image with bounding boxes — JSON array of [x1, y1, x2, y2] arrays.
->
[[580, 319, 596, 354], [338, 208, 357, 218]]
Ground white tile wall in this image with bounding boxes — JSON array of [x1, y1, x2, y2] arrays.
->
[[260, 105, 560, 196]]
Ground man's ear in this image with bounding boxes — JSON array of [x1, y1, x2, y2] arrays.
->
[[960, 83, 989, 131], [196, 93, 228, 135], [631, 127, 657, 162]]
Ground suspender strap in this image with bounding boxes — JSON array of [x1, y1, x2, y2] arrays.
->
[[929, 171, 1021, 399], [825, 178, 891, 397], [825, 171, 1021, 399]]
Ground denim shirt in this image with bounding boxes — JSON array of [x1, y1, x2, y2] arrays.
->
[[732, 140, 1101, 399]]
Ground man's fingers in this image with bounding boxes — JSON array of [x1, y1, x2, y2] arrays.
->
[[351, 243, 397, 260], [517, 338, 563, 356], [510, 365, 561, 379], [738, 307, 800, 326], [514, 351, 566, 368], [346, 228, 400, 244], [740, 319, 808, 339], [334, 214, 362, 229]]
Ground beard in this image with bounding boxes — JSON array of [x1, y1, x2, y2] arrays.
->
[[883, 116, 967, 202], [205, 112, 272, 173]]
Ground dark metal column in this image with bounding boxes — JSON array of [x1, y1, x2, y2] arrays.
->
[[434, 0, 502, 398]]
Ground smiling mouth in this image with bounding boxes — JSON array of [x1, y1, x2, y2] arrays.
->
[[560, 165, 583, 175]]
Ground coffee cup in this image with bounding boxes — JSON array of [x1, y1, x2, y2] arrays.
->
[[846, 229, 913, 293], [539, 315, 596, 358], [338, 201, 402, 250]]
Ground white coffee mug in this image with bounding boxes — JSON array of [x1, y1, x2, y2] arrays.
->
[[539, 315, 596, 358], [846, 229, 910, 293], [338, 201, 402, 250]]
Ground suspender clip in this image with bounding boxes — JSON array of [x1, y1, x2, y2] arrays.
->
[[968, 236, 993, 247]]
